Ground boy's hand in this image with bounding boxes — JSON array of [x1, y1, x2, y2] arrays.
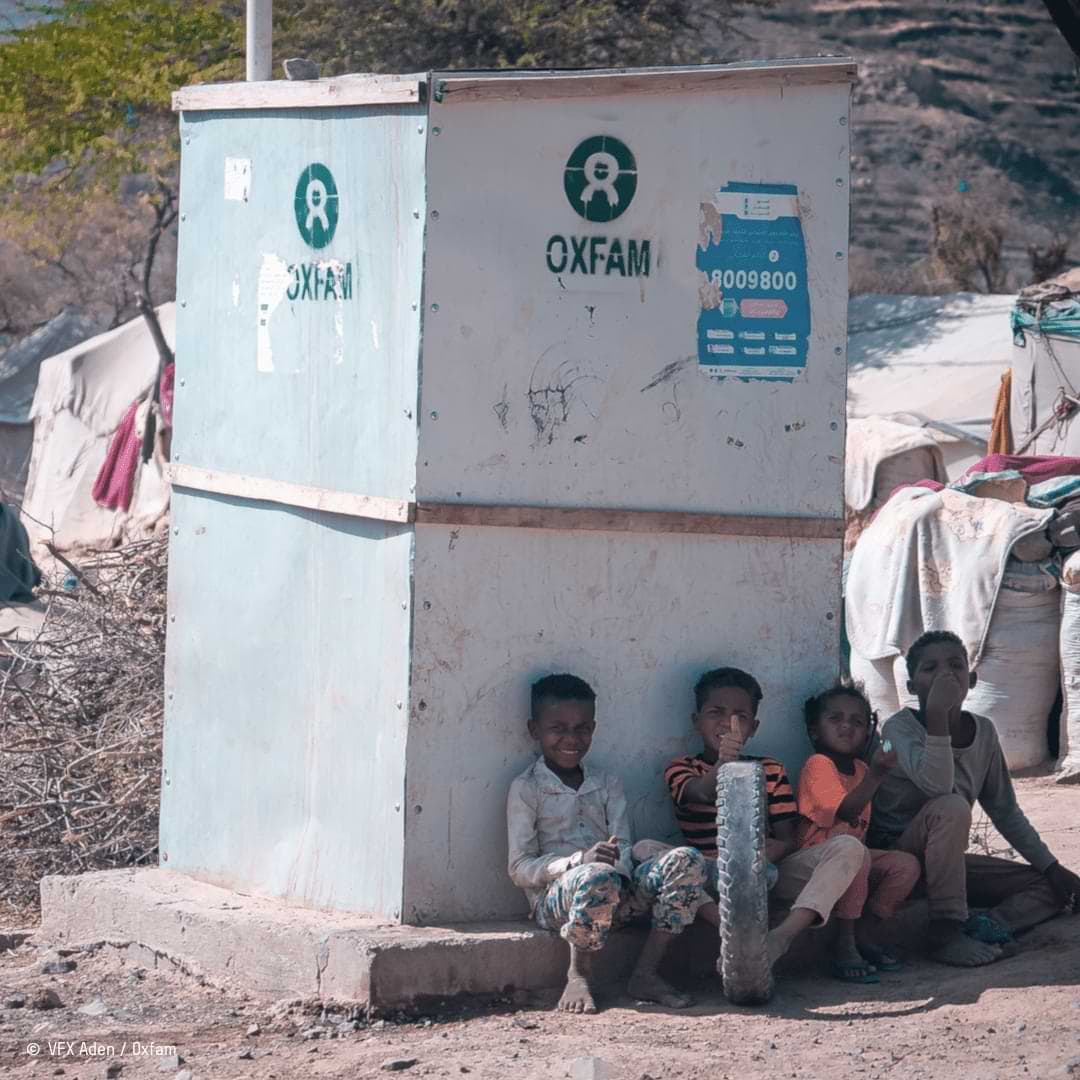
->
[[870, 745, 898, 777], [1045, 862, 1080, 913], [926, 671, 965, 716], [582, 836, 620, 867], [717, 716, 745, 764]]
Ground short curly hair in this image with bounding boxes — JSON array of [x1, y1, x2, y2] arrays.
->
[[693, 667, 763, 713], [905, 630, 967, 678], [803, 679, 875, 737]]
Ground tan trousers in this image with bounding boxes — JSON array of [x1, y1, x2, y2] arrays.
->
[[892, 793, 1062, 933], [772, 834, 868, 926]]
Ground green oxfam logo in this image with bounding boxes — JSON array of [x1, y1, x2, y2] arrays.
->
[[294, 163, 339, 249], [563, 135, 637, 222]]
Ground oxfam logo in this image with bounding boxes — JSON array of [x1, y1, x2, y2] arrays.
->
[[563, 135, 637, 222], [294, 163, 339, 249]]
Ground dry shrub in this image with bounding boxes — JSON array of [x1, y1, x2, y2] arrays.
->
[[0, 538, 166, 919]]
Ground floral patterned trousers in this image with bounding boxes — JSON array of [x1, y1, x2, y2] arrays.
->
[[534, 846, 707, 951]]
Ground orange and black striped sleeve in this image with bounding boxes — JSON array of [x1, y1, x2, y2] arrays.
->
[[761, 757, 799, 825]]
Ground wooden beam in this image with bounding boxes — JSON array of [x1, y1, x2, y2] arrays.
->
[[168, 464, 414, 523], [415, 502, 843, 539], [433, 59, 857, 105], [173, 75, 423, 112], [167, 465, 841, 538]]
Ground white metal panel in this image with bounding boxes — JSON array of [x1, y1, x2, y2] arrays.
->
[[417, 79, 850, 515], [161, 490, 412, 917], [172, 104, 425, 502], [402, 524, 841, 924]]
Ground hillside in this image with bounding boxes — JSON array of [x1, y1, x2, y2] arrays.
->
[[707, 0, 1080, 290]]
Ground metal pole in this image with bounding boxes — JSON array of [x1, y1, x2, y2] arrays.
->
[[246, 0, 272, 82]]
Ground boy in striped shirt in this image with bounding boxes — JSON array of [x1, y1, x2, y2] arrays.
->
[[665, 667, 872, 967]]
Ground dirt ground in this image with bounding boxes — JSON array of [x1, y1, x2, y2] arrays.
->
[[1, 778, 1079, 1080]]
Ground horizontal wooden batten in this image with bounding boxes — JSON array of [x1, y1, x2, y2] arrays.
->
[[168, 464, 413, 523], [168, 464, 840, 538], [415, 502, 843, 539], [434, 59, 857, 105], [173, 76, 424, 112]]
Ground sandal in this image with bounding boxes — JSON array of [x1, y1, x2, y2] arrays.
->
[[830, 960, 880, 984], [858, 945, 902, 973]]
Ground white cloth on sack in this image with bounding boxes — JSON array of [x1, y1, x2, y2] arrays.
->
[[845, 417, 947, 513], [845, 486, 1053, 667]]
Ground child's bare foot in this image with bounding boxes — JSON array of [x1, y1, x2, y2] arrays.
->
[[766, 926, 797, 967], [929, 931, 1002, 967], [557, 973, 598, 1013], [626, 971, 694, 1009]]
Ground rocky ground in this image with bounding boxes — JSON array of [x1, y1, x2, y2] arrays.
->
[[0, 778, 1079, 1079], [714, 0, 1080, 291]]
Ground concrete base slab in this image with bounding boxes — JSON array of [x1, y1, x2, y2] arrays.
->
[[40, 869, 685, 1011], [41, 869, 929, 1011]]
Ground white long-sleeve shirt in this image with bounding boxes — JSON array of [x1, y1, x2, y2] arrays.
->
[[506, 757, 633, 914], [872, 708, 1054, 871]]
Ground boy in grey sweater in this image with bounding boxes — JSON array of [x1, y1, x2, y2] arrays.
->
[[870, 630, 1080, 967]]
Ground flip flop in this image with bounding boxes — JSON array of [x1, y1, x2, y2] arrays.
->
[[858, 946, 902, 973], [830, 960, 880, 984]]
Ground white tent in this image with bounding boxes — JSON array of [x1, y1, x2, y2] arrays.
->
[[0, 309, 98, 505], [847, 292, 1014, 478], [21, 305, 175, 553]]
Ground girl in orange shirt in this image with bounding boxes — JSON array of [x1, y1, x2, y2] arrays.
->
[[798, 681, 921, 982]]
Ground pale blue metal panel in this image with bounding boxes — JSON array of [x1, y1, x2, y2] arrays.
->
[[161, 489, 412, 917], [172, 106, 426, 499]]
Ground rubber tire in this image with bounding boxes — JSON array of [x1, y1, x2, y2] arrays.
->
[[715, 760, 774, 1006]]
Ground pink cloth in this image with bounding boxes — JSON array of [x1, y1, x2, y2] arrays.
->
[[91, 401, 140, 512], [964, 454, 1080, 484], [160, 363, 175, 429]]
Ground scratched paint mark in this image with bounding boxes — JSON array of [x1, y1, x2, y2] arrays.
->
[[726, 435, 745, 449], [231, 277, 240, 308], [662, 382, 682, 424], [784, 420, 806, 433], [492, 385, 510, 431], [640, 356, 694, 393], [585, 305, 596, 326], [526, 355, 600, 447], [448, 529, 460, 551], [371, 320, 381, 351], [573, 434, 587, 444]]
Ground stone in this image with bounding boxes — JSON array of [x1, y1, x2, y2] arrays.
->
[[30, 989, 63, 1011], [246, 1023, 261, 1036], [238, 1047, 254, 1059], [4, 993, 25, 1009], [1063, 1059, 1080, 1076], [176, 1071, 194, 1080], [571, 1058, 611, 1080], [283, 57, 321, 81], [156, 1055, 182, 1071], [337, 1020, 360, 1035], [381, 1061, 419, 1072], [106, 1063, 123, 1078], [42, 959, 77, 975], [79, 998, 109, 1016]]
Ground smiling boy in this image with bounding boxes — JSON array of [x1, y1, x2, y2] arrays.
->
[[871, 630, 1080, 966], [508, 674, 708, 1013]]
